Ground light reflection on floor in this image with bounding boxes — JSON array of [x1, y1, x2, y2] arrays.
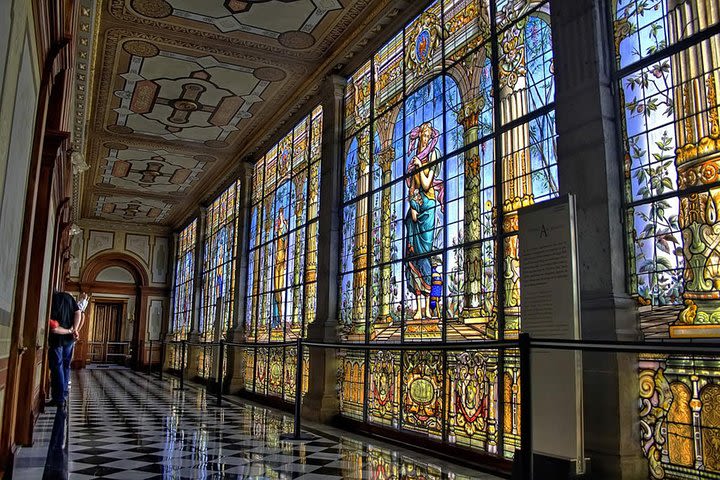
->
[[15, 367, 503, 479]]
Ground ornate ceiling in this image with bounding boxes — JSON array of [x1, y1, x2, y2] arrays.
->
[[77, 0, 415, 228]]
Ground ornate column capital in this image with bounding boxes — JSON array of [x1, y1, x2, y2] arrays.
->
[[457, 97, 484, 131], [377, 145, 395, 173]]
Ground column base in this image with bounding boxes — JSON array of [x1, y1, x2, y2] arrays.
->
[[226, 330, 246, 394], [302, 347, 339, 423], [185, 332, 200, 380], [162, 333, 175, 371]]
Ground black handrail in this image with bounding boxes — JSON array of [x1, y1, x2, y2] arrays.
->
[[149, 334, 720, 480]]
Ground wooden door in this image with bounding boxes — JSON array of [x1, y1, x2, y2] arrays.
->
[[88, 303, 122, 363]]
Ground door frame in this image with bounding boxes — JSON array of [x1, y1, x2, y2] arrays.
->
[[84, 298, 128, 364]]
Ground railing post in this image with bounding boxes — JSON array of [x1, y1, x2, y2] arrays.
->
[[519, 333, 533, 480], [216, 340, 224, 407], [280, 338, 314, 441]]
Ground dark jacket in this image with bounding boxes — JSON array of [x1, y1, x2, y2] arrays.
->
[[49, 292, 79, 347]]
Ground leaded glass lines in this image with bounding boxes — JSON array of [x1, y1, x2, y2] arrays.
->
[[339, 0, 557, 459], [199, 180, 241, 378], [614, 0, 720, 478], [244, 106, 323, 401]]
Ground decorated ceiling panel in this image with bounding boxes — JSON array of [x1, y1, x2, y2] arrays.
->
[[97, 143, 214, 193], [79, 0, 410, 226], [93, 195, 175, 223]]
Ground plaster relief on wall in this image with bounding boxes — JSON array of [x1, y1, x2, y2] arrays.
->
[[70, 233, 85, 278], [126, 233, 151, 264], [152, 236, 169, 284], [86, 231, 115, 259], [148, 298, 164, 340]]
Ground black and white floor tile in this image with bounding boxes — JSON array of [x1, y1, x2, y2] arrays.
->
[[13, 367, 501, 479]]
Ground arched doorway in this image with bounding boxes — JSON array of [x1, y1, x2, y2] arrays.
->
[[74, 253, 150, 368]]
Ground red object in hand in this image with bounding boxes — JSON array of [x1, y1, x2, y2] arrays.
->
[[49, 319, 59, 330]]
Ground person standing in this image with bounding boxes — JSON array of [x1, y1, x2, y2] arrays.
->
[[47, 291, 81, 408]]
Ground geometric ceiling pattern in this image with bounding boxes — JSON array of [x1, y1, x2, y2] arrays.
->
[[98, 144, 213, 193], [78, 0, 412, 227]]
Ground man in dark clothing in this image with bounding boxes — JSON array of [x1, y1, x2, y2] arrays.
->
[[48, 291, 81, 408]]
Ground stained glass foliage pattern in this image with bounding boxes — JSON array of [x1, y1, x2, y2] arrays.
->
[[339, 0, 557, 458], [614, 0, 720, 478], [245, 106, 323, 402], [198, 180, 241, 378], [171, 220, 196, 370]]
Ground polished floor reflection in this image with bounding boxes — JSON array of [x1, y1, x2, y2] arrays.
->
[[15, 367, 501, 479]]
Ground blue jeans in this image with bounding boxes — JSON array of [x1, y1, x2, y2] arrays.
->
[[48, 342, 74, 403]]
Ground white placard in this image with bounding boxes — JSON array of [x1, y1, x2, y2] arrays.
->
[[519, 194, 584, 473]]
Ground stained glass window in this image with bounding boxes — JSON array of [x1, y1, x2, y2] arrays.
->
[[171, 220, 196, 369], [244, 106, 323, 401], [339, 0, 557, 458], [614, 0, 720, 478], [199, 180, 241, 378]]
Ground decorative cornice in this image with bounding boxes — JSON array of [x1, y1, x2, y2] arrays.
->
[[78, 218, 171, 235]]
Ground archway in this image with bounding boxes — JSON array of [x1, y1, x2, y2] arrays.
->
[[75, 253, 150, 368]]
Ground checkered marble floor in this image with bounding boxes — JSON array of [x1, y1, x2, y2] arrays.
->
[[15, 367, 502, 479]]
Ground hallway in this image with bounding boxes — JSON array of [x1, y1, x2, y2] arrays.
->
[[13, 369, 499, 479]]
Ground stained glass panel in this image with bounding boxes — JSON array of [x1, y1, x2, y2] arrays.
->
[[245, 107, 323, 401], [199, 180, 241, 379], [170, 220, 196, 370], [447, 350, 498, 451], [172, 219, 196, 341], [339, 350, 366, 419], [402, 350, 443, 438], [368, 350, 400, 427], [614, 1, 720, 477], [444, 0, 492, 65], [339, 0, 557, 458]]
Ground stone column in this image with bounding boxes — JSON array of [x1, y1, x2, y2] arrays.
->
[[163, 232, 179, 371], [187, 207, 207, 379], [302, 74, 346, 422], [552, 0, 644, 478], [228, 162, 253, 394]]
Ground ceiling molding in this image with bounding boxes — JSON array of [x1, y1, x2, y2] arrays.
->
[[78, 0, 430, 229]]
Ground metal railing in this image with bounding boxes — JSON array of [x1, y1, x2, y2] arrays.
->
[[148, 334, 720, 480]]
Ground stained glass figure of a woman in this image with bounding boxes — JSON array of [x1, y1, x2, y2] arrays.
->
[[405, 121, 443, 320]]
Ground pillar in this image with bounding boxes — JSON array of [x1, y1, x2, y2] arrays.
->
[[186, 206, 207, 379], [552, 0, 645, 477], [302, 74, 346, 422], [163, 232, 178, 372], [228, 162, 253, 393]]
